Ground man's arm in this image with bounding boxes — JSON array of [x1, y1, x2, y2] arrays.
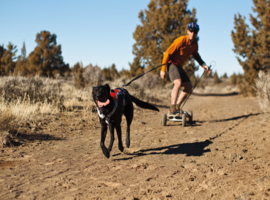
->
[[160, 37, 184, 79], [192, 52, 211, 74], [192, 51, 205, 66], [161, 37, 184, 72]]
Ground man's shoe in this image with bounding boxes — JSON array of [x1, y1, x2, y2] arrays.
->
[[175, 109, 183, 116], [168, 109, 177, 116]]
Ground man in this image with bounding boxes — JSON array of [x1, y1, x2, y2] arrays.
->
[[160, 22, 211, 115]]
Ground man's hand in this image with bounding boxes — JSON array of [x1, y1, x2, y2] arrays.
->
[[203, 65, 211, 75], [160, 71, 166, 79]]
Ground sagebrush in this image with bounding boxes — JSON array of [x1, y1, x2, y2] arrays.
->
[[255, 70, 270, 113]]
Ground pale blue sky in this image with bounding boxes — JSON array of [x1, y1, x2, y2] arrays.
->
[[1, 0, 255, 76]]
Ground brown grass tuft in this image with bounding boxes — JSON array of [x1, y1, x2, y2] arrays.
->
[[0, 110, 14, 132], [0, 110, 15, 147]]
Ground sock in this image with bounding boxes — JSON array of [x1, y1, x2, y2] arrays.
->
[[170, 104, 176, 110], [176, 104, 180, 110]]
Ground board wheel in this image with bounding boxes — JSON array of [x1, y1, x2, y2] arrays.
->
[[162, 114, 167, 126], [188, 111, 193, 123], [182, 113, 186, 127]]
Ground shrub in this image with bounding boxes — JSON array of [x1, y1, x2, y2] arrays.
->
[[190, 75, 205, 89], [0, 110, 14, 132], [0, 76, 63, 105], [237, 75, 256, 97], [231, 73, 237, 85], [222, 73, 228, 78], [255, 70, 270, 112], [213, 71, 221, 84], [83, 64, 105, 86], [75, 67, 85, 89], [136, 73, 162, 89]]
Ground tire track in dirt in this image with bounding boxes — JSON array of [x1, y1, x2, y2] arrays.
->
[[209, 112, 262, 141]]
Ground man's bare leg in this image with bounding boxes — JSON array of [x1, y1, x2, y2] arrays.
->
[[171, 79, 182, 105], [176, 81, 193, 110]]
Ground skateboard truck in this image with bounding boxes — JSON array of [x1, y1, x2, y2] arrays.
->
[[162, 110, 193, 127]]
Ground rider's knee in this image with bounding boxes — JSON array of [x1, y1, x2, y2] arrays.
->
[[173, 79, 182, 88]]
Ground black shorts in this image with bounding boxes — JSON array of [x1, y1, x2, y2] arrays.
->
[[167, 63, 191, 83]]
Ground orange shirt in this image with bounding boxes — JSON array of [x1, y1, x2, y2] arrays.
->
[[161, 35, 204, 72]]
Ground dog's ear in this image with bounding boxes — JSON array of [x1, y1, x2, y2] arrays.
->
[[92, 87, 97, 94], [104, 84, 110, 92]]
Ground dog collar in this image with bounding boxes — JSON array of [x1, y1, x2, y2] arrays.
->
[[97, 100, 118, 124], [96, 88, 126, 125]]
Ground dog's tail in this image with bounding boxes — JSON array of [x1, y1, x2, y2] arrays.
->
[[130, 95, 159, 112]]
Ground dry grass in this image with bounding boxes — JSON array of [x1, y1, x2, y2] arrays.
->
[[0, 110, 14, 132], [0, 76, 95, 132], [0, 76, 62, 121], [0, 110, 15, 147], [0, 72, 266, 141]]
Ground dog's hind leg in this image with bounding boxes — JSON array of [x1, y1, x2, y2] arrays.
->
[[108, 124, 115, 152], [123, 102, 133, 148], [115, 125, 124, 152], [100, 125, 110, 158]]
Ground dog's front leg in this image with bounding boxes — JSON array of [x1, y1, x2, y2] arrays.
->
[[100, 124, 110, 158], [115, 124, 124, 152], [108, 124, 114, 152], [126, 126, 130, 148]]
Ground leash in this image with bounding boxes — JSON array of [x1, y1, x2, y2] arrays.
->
[[180, 62, 215, 110], [121, 60, 215, 110], [122, 63, 168, 87]]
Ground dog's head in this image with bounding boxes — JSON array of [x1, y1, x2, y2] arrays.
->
[[92, 84, 113, 113]]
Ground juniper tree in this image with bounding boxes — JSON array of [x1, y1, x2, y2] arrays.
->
[[71, 62, 81, 75], [102, 67, 112, 81], [222, 73, 228, 78], [21, 41, 27, 61], [231, 0, 270, 94], [213, 71, 220, 84], [132, 0, 198, 76], [0, 45, 5, 75], [119, 69, 131, 77], [101, 64, 120, 81], [0, 43, 17, 76], [14, 42, 28, 76], [129, 56, 145, 77], [109, 64, 120, 80], [27, 30, 69, 77], [231, 73, 237, 85], [75, 66, 85, 88]]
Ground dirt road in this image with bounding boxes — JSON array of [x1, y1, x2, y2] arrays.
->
[[0, 93, 269, 200]]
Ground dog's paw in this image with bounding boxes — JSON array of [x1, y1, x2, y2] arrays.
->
[[118, 145, 124, 152], [102, 148, 110, 158], [126, 140, 130, 148], [126, 133, 130, 148]]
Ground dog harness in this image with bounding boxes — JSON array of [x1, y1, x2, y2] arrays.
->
[[97, 88, 126, 124]]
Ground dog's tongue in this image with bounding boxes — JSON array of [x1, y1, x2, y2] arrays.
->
[[97, 99, 110, 107]]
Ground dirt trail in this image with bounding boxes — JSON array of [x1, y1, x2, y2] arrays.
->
[[0, 93, 270, 200]]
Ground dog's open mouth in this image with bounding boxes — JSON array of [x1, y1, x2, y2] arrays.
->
[[96, 99, 110, 107]]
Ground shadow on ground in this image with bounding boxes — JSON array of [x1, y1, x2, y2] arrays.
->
[[192, 92, 239, 96], [196, 112, 262, 124], [113, 139, 212, 161], [6, 130, 65, 147]]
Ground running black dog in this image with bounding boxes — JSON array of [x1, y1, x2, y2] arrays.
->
[[92, 84, 159, 158]]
